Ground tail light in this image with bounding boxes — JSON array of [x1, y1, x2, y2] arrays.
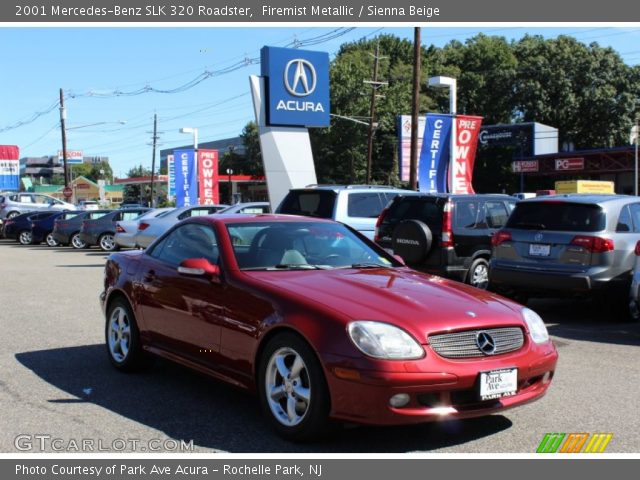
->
[[374, 206, 391, 242], [138, 222, 150, 231], [635, 241, 640, 256], [492, 230, 512, 247], [115, 223, 125, 233], [441, 200, 454, 247], [570, 235, 614, 253]]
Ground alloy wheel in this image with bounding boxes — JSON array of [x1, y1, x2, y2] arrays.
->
[[264, 347, 311, 427], [46, 233, 59, 247], [100, 234, 116, 251], [71, 233, 86, 249], [107, 306, 131, 363], [471, 263, 489, 289], [18, 231, 32, 245]]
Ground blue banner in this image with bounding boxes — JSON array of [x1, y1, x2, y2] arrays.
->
[[261, 46, 330, 127], [167, 154, 176, 199], [418, 114, 452, 193], [173, 149, 198, 207]]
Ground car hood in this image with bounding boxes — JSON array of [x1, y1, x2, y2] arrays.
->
[[248, 267, 525, 342]]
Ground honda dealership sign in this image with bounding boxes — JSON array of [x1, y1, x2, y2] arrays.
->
[[261, 46, 330, 127]]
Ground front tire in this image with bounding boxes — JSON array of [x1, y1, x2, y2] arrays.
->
[[18, 230, 32, 245], [105, 298, 152, 371], [258, 332, 331, 441]]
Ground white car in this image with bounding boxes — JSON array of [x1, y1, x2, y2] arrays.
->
[[114, 207, 174, 248], [77, 200, 100, 211]]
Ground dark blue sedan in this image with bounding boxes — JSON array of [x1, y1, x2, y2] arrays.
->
[[3, 211, 56, 245], [32, 211, 82, 246]]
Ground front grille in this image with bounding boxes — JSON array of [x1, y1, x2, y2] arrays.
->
[[429, 327, 524, 358]]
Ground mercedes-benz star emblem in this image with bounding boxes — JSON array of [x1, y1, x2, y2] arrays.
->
[[284, 59, 317, 97], [476, 331, 497, 355]]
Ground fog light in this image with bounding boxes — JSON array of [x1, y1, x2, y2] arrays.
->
[[389, 393, 410, 408]]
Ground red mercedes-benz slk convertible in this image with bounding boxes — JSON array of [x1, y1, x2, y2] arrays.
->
[[100, 214, 557, 441]]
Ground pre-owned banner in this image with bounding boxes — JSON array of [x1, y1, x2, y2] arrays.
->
[[451, 115, 483, 194], [198, 149, 219, 205], [418, 114, 452, 193], [0, 145, 20, 191], [173, 149, 198, 207]]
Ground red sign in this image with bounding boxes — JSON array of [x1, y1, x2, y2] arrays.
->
[[198, 149, 219, 205], [76, 183, 90, 189], [555, 157, 584, 171], [450, 115, 483, 194], [62, 186, 73, 198], [512, 160, 539, 173]]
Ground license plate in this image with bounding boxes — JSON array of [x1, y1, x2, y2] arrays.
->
[[529, 244, 550, 256], [479, 368, 518, 400]]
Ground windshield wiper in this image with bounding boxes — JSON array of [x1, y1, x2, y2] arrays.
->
[[513, 222, 547, 230], [349, 262, 393, 269], [269, 264, 328, 270]]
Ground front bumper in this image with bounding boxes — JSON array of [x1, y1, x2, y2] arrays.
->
[[115, 233, 137, 248], [321, 341, 558, 425]]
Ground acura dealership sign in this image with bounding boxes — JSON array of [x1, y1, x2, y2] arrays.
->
[[261, 46, 330, 127]]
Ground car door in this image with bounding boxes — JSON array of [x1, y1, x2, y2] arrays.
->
[[137, 222, 225, 366]]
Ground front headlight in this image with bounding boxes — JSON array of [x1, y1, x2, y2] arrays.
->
[[522, 308, 549, 344], [348, 321, 424, 360]]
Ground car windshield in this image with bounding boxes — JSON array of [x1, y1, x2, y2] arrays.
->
[[227, 221, 398, 270]]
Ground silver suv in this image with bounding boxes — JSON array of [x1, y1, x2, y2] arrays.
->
[[0, 192, 75, 221], [276, 185, 415, 240], [490, 194, 640, 306]]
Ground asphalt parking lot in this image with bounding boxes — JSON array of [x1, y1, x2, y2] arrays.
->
[[1, 239, 639, 453]]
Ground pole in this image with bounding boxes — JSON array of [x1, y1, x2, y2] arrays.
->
[[448, 79, 457, 193], [409, 27, 421, 191], [366, 43, 381, 184], [59, 88, 69, 189], [150, 113, 158, 207], [635, 118, 639, 196]]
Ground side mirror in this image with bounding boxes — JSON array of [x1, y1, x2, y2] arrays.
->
[[178, 258, 220, 282], [635, 241, 640, 256], [393, 254, 406, 266]]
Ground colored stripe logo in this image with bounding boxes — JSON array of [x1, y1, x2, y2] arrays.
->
[[537, 433, 612, 453]]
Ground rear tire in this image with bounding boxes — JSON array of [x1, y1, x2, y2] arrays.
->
[[46, 233, 59, 247], [18, 230, 32, 245], [71, 232, 87, 249], [105, 298, 152, 372], [7, 211, 20, 219], [99, 233, 118, 252], [258, 332, 332, 441], [467, 258, 490, 290]]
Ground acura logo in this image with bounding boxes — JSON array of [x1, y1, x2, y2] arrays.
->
[[284, 59, 317, 97], [534, 233, 544, 242], [476, 331, 497, 355]]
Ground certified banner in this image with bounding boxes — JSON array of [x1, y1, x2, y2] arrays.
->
[[418, 114, 452, 193], [451, 115, 483, 194], [173, 149, 198, 207], [0, 145, 20, 191], [198, 149, 219, 205]]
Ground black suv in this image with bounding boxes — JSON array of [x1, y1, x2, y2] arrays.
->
[[376, 194, 516, 289]]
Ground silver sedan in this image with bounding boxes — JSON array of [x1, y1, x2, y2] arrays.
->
[[115, 207, 174, 248]]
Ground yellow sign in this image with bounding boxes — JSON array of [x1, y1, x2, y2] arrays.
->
[[555, 180, 615, 194]]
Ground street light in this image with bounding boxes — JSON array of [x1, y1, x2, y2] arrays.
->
[[226, 168, 234, 205], [179, 127, 198, 150], [428, 76, 457, 192]]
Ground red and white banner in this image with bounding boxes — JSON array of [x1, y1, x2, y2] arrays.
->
[[198, 149, 219, 205], [450, 115, 483, 194], [0, 145, 20, 191]]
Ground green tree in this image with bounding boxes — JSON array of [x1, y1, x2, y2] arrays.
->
[[123, 166, 152, 204]]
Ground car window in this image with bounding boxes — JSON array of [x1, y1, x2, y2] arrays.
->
[[617, 205, 633, 232], [484, 201, 510, 228], [628, 204, 640, 233], [62, 212, 81, 220], [241, 206, 269, 214], [34, 195, 51, 205], [384, 197, 443, 231], [347, 192, 384, 218], [455, 201, 480, 228], [148, 223, 219, 266], [88, 212, 109, 219], [19, 194, 33, 203], [122, 211, 142, 221], [277, 190, 336, 218], [506, 202, 606, 232]]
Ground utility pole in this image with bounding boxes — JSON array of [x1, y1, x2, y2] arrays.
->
[[59, 88, 69, 189], [149, 114, 159, 207], [409, 27, 421, 191], [364, 43, 387, 184]]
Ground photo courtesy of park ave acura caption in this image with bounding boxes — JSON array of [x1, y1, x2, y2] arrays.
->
[[1, 0, 640, 478]]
